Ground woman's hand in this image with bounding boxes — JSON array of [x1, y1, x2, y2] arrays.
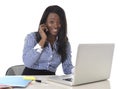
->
[[38, 24, 48, 47], [39, 24, 48, 40]]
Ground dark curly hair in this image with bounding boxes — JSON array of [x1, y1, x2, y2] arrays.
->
[[36, 5, 68, 63]]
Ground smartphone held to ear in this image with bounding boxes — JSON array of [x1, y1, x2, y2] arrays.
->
[[45, 27, 48, 32]]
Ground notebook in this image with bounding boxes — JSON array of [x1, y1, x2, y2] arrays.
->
[[0, 76, 32, 88], [48, 43, 114, 86]]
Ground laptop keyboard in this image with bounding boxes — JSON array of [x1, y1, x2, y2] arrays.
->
[[63, 78, 72, 82]]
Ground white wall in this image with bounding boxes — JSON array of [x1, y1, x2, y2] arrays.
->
[[0, 0, 120, 81]]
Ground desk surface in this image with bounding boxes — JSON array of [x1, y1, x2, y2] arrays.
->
[[13, 76, 111, 89]]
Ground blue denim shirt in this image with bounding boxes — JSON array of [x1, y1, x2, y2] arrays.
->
[[23, 32, 73, 74]]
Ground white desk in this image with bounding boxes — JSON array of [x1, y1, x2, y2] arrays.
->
[[14, 76, 110, 89]]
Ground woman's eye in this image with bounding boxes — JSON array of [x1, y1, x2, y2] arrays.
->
[[50, 21, 54, 24]]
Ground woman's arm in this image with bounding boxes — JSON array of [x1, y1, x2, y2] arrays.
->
[[22, 33, 42, 67], [62, 42, 74, 74]]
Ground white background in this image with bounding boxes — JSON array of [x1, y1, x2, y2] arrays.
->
[[0, 0, 120, 88]]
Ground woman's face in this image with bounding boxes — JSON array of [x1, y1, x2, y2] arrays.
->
[[46, 13, 61, 36]]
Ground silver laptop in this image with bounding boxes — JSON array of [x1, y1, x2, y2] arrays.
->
[[48, 43, 114, 86]]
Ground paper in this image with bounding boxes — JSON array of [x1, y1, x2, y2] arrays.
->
[[23, 76, 36, 81], [0, 76, 32, 88]]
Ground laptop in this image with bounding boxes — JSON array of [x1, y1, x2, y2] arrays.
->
[[48, 43, 114, 86]]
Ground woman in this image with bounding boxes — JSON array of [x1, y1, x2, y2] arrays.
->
[[22, 5, 73, 75]]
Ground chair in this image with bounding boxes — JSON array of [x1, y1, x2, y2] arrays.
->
[[6, 65, 25, 75]]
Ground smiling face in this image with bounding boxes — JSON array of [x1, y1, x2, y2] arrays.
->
[[46, 13, 61, 36]]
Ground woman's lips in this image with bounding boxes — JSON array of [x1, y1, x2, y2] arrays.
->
[[52, 29, 58, 32], [52, 29, 59, 34]]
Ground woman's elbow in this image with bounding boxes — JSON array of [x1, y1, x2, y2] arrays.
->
[[22, 55, 33, 67]]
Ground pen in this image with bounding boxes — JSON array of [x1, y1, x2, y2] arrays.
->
[[35, 80, 41, 83]]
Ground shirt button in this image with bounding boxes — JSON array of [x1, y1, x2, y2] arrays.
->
[[50, 55, 53, 58]]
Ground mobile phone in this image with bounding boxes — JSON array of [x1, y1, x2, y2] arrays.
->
[[44, 24, 48, 32], [44, 26, 48, 35]]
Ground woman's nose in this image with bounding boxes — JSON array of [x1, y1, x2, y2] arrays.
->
[[54, 23, 60, 29], [54, 23, 58, 29]]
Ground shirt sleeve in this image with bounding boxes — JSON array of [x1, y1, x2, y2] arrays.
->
[[22, 33, 42, 67], [34, 44, 43, 53], [62, 42, 74, 74]]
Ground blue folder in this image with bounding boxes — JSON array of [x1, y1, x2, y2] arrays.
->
[[0, 76, 32, 88]]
